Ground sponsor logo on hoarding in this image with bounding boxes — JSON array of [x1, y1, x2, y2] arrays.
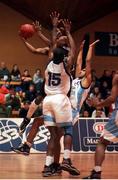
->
[[0, 119, 21, 151], [25, 124, 50, 151], [93, 122, 106, 134], [84, 137, 99, 147], [33, 125, 50, 144]]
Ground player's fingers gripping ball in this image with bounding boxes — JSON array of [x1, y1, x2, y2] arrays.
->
[[19, 24, 35, 39]]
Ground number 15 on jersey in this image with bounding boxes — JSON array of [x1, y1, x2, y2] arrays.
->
[[48, 72, 61, 86]]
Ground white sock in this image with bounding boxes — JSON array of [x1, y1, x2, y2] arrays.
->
[[94, 166, 101, 172], [45, 156, 54, 166], [63, 149, 71, 159]]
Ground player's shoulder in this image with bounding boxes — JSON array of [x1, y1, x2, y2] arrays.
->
[[113, 74, 118, 82]]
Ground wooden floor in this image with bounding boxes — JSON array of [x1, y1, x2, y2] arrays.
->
[[0, 153, 118, 179]]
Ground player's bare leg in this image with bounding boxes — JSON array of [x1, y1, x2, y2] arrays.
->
[[83, 137, 110, 179]]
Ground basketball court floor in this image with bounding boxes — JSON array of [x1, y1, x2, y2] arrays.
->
[[0, 153, 118, 179]]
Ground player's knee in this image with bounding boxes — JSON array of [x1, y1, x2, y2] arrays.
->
[[99, 136, 110, 146], [56, 128, 64, 139], [48, 127, 58, 140], [33, 117, 44, 127], [63, 125, 73, 137], [50, 134, 59, 144]]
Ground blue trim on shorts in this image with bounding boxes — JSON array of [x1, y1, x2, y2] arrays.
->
[[57, 122, 72, 127], [43, 115, 55, 122], [105, 110, 118, 137]]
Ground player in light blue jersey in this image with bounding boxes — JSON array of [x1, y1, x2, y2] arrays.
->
[[83, 71, 118, 179], [70, 39, 99, 125]]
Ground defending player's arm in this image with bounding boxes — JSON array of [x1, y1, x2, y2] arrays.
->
[[95, 75, 118, 108], [26, 95, 43, 119], [33, 21, 51, 46], [19, 95, 43, 135], [50, 11, 60, 48], [75, 41, 84, 77], [82, 40, 99, 88], [63, 19, 76, 69], [21, 37, 49, 54]]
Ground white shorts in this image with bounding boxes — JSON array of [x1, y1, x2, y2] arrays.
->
[[43, 94, 72, 127]]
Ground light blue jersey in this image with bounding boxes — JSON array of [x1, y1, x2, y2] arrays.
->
[[70, 78, 90, 122], [115, 97, 118, 110], [102, 97, 118, 142]]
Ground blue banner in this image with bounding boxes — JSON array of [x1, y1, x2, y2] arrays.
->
[[0, 118, 118, 153], [73, 118, 118, 152], [95, 32, 118, 56]]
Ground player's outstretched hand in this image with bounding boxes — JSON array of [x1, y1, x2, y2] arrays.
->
[[62, 19, 71, 32], [32, 20, 42, 32], [50, 11, 60, 27], [90, 39, 100, 47], [88, 97, 100, 107]]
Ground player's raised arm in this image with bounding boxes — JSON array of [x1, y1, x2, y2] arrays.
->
[[33, 21, 51, 46], [85, 40, 100, 83], [50, 11, 60, 48], [81, 40, 99, 88], [20, 37, 49, 54], [63, 19, 76, 68], [75, 41, 84, 77]]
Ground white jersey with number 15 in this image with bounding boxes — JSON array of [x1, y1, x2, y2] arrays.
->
[[44, 61, 71, 95]]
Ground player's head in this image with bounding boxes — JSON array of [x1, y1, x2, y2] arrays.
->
[[53, 47, 65, 63], [57, 35, 68, 47], [77, 69, 86, 78], [57, 27, 66, 39], [56, 28, 62, 38]]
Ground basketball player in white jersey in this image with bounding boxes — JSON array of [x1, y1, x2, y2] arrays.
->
[[83, 71, 118, 179], [18, 12, 70, 136], [41, 12, 82, 176], [13, 33, 99, 177], [13, 12, 80, 176]]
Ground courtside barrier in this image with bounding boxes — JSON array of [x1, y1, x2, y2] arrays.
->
[[0, 118, 118, 153]]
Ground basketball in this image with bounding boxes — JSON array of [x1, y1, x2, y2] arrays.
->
[[19, 24, 35, 39]]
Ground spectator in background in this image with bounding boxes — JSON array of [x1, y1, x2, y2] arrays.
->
[[0, 85, 12, 117], [0, 62, 10, 81], [91, 69, 99, 82], [19, 101, 31, 118], [9, 92, 21, 111], [82, 110, 90, 117], [99, 70, 112, 90], [21, 69, 32, 91], [91, 106, 106, 118], [11, 64, 21, 81], [81, 98, 95, 117], [33, 68, 43, 93], [90, 86, 101, 99], [90, 71, 100, 90], [15, 87, 25, 104], [25, 84, 36, 102], [100, 81, 110, 99]]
